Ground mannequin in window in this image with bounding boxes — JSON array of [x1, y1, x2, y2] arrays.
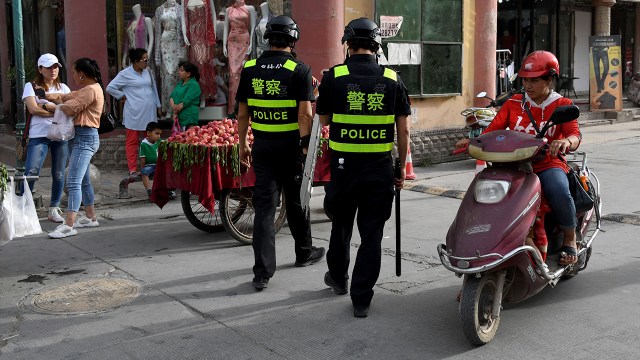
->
[[267, 0, 283, 17], [155, 0, 188, 117], [223, 0, 256, 115], [253, 2, 270, 58], [184, 0, 217, 106], [123, 4, 154, 69]]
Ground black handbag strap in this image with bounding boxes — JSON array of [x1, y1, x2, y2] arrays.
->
[[523, 102, 541, 134], [22, 81, 37, 141], [22, 111, 32, 142]]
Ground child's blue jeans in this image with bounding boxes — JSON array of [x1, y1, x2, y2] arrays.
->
[[141, 164, 156, 177]]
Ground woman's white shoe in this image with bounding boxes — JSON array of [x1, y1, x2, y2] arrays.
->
[[74, 214, 100, 228], [47, 207, 65, 223], [48, 224, 77, 238]]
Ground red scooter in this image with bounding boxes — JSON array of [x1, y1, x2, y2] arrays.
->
[[437, 105, 602, 345]]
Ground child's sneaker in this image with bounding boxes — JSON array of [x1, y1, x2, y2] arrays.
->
[[74, 214, 100, 228], [168, 190, 176, 199], [48, 207, 64, 223], [146, 188, 152, 197], [49, 224, 77, 238]]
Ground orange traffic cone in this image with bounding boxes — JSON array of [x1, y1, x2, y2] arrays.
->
[[405, 148, 417, 180], [475, 159, 487, 175]]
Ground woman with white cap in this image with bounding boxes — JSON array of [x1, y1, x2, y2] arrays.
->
[[22, 53, 71, 223]]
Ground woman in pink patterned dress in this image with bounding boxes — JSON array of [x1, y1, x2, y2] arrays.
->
[[223, 0, 256, 115]]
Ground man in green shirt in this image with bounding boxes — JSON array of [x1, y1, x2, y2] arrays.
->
[[170, 62, 202, 129]]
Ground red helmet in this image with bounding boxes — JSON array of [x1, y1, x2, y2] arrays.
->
[[518, 51, 559, 78]]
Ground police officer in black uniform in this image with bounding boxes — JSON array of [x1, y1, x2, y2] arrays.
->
[[317, 18, 411, 317], [237, 15, 325, 291]]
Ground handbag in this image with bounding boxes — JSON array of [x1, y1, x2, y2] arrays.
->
[[567, 168, 595, 213], [47, 105, 75, 141], [171, 115, 182, 136], [98, 98, 116, 134], [16, 111, 31, 162]]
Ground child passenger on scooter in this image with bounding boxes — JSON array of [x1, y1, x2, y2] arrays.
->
[[456, 51, 581, 265]]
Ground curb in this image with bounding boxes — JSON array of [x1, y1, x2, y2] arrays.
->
[[404, 183, 640, 227], [403, 183, 466, 200], [602, 213, 640, 226], [35, 197, 157, 219]]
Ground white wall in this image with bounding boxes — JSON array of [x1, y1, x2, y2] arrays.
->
[[574, 11, 592, 93]]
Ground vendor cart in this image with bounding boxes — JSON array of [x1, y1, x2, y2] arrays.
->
[[152, 140, 331, 245]]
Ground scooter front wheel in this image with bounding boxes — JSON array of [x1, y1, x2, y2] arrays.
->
[[460, 274, 501, 345]]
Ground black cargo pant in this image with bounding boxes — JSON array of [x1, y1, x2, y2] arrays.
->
[[251, 137, 312, 279], [325, 154, 395, 307]]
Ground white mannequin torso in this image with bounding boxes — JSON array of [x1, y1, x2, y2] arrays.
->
[[254, 2, 269, 57], [187, 0, 204, 8], [122, 4, 155, 68]]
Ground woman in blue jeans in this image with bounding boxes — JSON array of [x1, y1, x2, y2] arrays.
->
[[46, 58, 104, 239], [22, 53, 71, 223]]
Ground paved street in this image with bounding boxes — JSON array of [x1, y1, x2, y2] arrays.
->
[[1, 121, 639, 359]]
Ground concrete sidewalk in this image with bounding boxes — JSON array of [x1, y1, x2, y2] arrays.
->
[[21, 116, 640, 220], [29, 161, 474, 214], [30, 169, 165, 219]]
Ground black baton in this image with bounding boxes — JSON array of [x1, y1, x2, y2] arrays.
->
[[394, 158, 402, 276]]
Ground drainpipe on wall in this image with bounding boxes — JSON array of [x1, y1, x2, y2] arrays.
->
[[12, 0, 26, 171], [0, 1, 11, 122], [636, 4, 640, 73]]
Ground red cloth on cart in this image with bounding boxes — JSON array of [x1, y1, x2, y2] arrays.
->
[[312, 143, 331, 183], [151, 143, 331, 212], [151, 147, 255, 213]]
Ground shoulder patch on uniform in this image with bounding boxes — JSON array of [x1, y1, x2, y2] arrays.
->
[[283, 59, 297, 71], [244, 59, 257, 68], [383, 67, 397, 81], [334, 65, 349, 78]]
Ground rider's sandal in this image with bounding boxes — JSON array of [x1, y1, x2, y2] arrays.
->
[[559, 245, 578, 265]]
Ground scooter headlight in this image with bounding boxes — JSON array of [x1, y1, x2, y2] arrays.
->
[[474, 180, 510, 204]]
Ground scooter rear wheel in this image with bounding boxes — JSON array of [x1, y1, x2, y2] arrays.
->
[[460, 274, 501, 345]]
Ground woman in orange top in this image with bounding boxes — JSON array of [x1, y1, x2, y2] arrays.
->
[[46, 58, 104, 238]]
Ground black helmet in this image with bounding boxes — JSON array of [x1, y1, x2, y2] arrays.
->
[[341, 17, 381, 46], [264, 15, 300, 41]]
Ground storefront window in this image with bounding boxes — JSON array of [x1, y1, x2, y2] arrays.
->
[[106, 0, 291, 117], [612, 4, 636, 91], [376, 0, 463, 96]]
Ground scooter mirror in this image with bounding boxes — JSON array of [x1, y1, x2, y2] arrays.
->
[[537, 105, 580, 138], [549, 105, 580, 125], [476, 91, 487, 98]]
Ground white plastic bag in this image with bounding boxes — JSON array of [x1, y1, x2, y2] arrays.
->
[[0, 178, 42, 244], [47, 105, 75, 141], [0, 179, 15, 244]]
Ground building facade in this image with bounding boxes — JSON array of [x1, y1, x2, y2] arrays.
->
[[1, 0, 639, 133]]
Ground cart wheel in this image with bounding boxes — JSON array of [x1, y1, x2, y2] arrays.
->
[[181, 191, 224, 233], [219, 187, 287, 245]]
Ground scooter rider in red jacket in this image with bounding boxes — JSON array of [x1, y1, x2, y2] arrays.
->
[[458, 51, 582, 265]]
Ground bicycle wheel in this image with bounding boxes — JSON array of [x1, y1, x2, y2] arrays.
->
[[180, 190, 224, 233], [219, 187, 287, 245]]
